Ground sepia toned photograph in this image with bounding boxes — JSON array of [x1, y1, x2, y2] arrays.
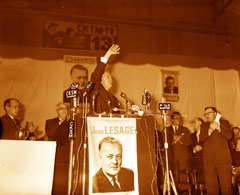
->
[[1, 1, 240, 195]]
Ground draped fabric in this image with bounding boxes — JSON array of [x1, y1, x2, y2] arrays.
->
[[0, 54, 240, 137]]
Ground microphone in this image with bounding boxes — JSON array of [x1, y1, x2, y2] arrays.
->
[[120, 92, 128, 100], [107, 101, 112, 114], [83, 81, 95, 97], [145, 89, 151, 103], [65, 83, 79, 109], [142, 89, 147, 105], [92, 91, 98, 114]]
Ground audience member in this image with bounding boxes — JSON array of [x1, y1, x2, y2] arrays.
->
[[199, 107, 232, 195], [190, 117, 204, 183], [166, 111, 192, 182], [230, 127, 240, 167], [92, 136, 134, 193], [45, 102, 70, 195], [0, 98, 21, 140]]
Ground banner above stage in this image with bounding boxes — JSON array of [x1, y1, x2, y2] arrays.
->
[[43, 20, 118, 51], [87, 117, 139, 195]]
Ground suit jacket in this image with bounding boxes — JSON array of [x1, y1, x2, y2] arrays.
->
[[0, 114, 20, 140], [190, 131, 203, 157], [199, 118, 232, 164], [45, 117, 69, 163], [92, 167, 134, 193], [166, 125, 192, 170], [164, 86, 178, 94], [63, 61, 119, 114], [90, 61, 119, 114]]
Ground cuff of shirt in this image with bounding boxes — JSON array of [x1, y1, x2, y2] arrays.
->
[[100, 57, 108, 64]]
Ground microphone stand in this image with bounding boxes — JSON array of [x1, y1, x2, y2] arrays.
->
[[68, 95, 78, 195], [82, 94, 88, 195], [162, 110, 177, 195]]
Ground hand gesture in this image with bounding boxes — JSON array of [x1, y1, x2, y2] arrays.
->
[[103, 44, 120, 60], [194, 144, 203, 152], [210, 121, 220, 131]]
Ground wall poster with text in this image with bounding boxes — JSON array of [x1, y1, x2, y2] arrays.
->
[[87, 117, 139, 195], [43, 20, 118, 51]]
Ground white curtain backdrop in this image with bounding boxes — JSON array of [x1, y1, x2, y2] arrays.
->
[[0, 55, 240, 137]]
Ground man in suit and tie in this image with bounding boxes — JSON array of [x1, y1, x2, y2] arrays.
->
[[166, 112, 192, 182], [0, 98, 21, 140], [92, 136, 134, 193], [190, 117, 204, 183], [45, 102, 70, 195], [200, 107, 232, 195]]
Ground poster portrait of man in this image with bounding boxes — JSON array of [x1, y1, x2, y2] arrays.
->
[[87, 117, 139, 194], [92, 136, 134, 193], [162, 70, 179, 102]]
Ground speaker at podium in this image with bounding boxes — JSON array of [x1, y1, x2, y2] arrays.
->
[[0, 140, 56, 195]]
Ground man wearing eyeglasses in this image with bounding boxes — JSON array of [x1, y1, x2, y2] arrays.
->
[[199, 107, 232, 195], [45, 102, 70, 195]]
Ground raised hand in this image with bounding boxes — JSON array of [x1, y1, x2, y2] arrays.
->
[[103, 44, 120, 61]]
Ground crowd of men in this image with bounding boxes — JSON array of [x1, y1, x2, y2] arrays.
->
[[0, 44, 240, 194], [159, 108, 240, 195]]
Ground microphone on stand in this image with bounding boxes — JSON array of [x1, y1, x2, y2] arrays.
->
[[83, 81, 95, 97], [120, 92, 131, 117], [65, 83, 79, 139], [92, 91, 98, 115], [142, 89, 147, 106], [107, 101, 112, 114]]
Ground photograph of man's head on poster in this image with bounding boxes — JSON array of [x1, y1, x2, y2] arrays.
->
[[162, 70, 180, 102], [87, 117, 139, 195]]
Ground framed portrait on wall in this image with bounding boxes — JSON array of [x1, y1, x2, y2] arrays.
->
[[162, 70, 179, 102]]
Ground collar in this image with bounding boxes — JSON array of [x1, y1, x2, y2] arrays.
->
[[102, 169, 120, 187], [7, 114, 14, 120]]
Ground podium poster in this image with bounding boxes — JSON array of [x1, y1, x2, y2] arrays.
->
[[87, 117, 139, 195]]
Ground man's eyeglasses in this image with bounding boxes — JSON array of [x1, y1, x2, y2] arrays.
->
[[57, 108, 68, 111], [204, 111, 215, 116]]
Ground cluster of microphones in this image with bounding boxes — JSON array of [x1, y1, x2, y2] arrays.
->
[[65, 82, 171, 116]]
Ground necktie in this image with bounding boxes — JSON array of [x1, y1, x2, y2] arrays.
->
[[112, 177, 120, 191], [175, 126, 178, 134]]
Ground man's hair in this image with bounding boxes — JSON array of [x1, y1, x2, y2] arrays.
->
[[165, 76, 175, 84], [98, 136, 122, 152], [56, 102, 69, 111], [171, 111, 181, 119], [232, 127, 240, 131], [204, 106, 217, 113], [196, 117, 204, 123], [3, 98, 19, 111], [70, 64, 88, 77]]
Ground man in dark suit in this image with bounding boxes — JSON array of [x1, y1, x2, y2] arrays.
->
[[166, 112, 192, 182], [64, 44, 120, 114], [199, 107, 232, 195], [45, 102, 70, 195], [190, 117, 204, 183], [92, 136, 134, 193], [0, 98, 21, 140], [164, 76, 178, 94]]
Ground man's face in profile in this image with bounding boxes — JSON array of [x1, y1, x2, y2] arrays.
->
[[70, 68, 88, 90], [166, 78, 175, 91], [6, 99, 20, 118], [99, 142, 122, 176]]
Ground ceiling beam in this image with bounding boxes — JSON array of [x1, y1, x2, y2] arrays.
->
[[215, 0, 234, 18]]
